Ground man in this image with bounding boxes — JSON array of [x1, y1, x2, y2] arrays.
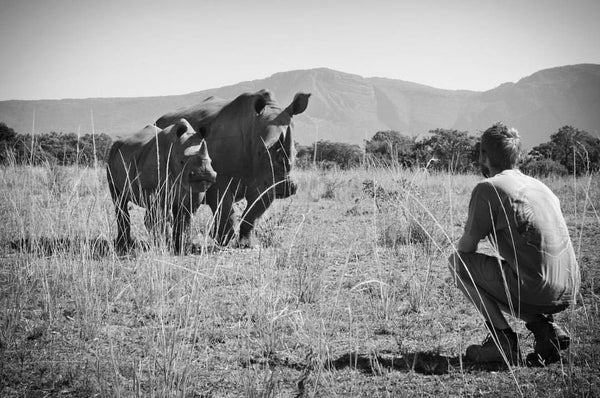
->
[[449, 122, 580, 366]]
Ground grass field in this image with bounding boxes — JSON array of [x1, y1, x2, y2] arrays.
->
[[1, 164, 599, 397]]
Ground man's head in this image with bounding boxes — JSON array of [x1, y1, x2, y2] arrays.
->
[[480, 122, 521, 177]]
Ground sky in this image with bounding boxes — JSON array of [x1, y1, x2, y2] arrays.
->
[[1, 0, 599, 101]]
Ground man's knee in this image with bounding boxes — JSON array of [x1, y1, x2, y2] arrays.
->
[[447, 252, 470, 284]]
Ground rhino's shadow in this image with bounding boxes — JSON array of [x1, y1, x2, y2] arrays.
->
[[8, 236, 224, 258], [9, 236, 114, 259], [327, 351, 510, 375]]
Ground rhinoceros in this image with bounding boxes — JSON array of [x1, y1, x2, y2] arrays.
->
[[106, 118, 216, 254], [156, 90, 310, 248]]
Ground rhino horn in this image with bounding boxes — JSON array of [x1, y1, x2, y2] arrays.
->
[[262, 133, 279, 150], [183, 139, 210, 158], [199, 139, 209, 158], [283, 129, 292, 156]]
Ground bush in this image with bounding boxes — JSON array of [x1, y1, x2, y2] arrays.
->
[[530, 126, 600, 175], [4, 128, 113, 167], [521, 157, 568, 177], [296, 140, 362, 170], [0, 122, 17, 164], [365, 130, 415, 167]]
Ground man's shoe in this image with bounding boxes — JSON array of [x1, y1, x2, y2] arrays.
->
[[466, 328, 521, 364], [525, 316, 570, 366]]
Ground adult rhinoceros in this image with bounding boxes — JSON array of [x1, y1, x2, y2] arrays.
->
[[156, 90, 310, 247], [107, 119, 217, 254]]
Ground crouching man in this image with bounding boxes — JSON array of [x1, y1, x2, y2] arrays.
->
[[448, 122, 580, 366]]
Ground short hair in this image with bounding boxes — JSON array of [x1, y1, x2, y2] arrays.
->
[[480, 122, 521, 170]]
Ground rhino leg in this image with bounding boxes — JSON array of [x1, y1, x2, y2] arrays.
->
[[239, 189, 273, 248], [171, 203, 192, 255], [206, 184, 236, 246], [114, 193, 133, 254], [144, 201, 171, 249]]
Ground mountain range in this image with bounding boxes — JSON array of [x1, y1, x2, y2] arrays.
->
[[1, 64, 599, 149]]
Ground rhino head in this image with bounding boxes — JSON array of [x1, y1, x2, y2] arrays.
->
[[170, 119, 217, 193], [253, 92, 310, 199]]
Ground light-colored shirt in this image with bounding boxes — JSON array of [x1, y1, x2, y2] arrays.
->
[[465, 169, 579, 304]]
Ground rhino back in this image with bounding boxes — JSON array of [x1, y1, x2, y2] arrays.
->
[[107, 126, 171, 202], [157, 97, 253, 178], [156, 97, 225, 131]]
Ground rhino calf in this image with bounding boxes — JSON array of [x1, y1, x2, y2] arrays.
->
[[107, 119, 216, 254]]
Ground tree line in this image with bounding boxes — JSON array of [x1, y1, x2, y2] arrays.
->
[[0, 122, 112, 166], [1, 121, 599, 176], [297, 126, 600, 176]]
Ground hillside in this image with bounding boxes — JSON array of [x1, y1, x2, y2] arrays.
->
[[1, 64, 599, 148]]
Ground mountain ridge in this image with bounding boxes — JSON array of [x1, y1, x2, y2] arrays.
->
[[1, 64, 598, 149]]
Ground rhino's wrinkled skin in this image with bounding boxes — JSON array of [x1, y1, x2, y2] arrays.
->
[[156, 90, 310, 248], [107, 119, 216, 254]]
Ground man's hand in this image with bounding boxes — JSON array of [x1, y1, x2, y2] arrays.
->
[[457, 233, 480, 253]]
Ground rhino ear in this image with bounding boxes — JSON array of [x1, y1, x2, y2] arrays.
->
[[173, 118, 194, 144], [254, 95, 267, 115], [289, 93, 311, 115]]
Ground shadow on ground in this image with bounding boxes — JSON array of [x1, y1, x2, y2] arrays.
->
[[328, 351, 511, 375], [8, 236, 115, 259], [243, 351, 511, 377], [7, 236, 224, 258]]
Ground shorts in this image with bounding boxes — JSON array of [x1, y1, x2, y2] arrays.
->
[[449, 252, 571, 316]]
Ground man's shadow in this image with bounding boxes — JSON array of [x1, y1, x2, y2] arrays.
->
[[327, 351, 510, 375]]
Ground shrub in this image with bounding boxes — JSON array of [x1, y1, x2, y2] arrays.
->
[[521, 157, 568, 177], [365, 130, 415, 167], [0, 124, 112, 166], [296, 140, 362, 170]]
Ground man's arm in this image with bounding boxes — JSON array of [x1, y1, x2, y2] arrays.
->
[[457, 182, 495, 253], [457, 233, 480, 253]]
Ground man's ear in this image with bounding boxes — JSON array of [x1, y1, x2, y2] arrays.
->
[[479, 152, 491, 178]]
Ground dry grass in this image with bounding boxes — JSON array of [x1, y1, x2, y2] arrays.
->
[[0, 164, 599, 397]]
